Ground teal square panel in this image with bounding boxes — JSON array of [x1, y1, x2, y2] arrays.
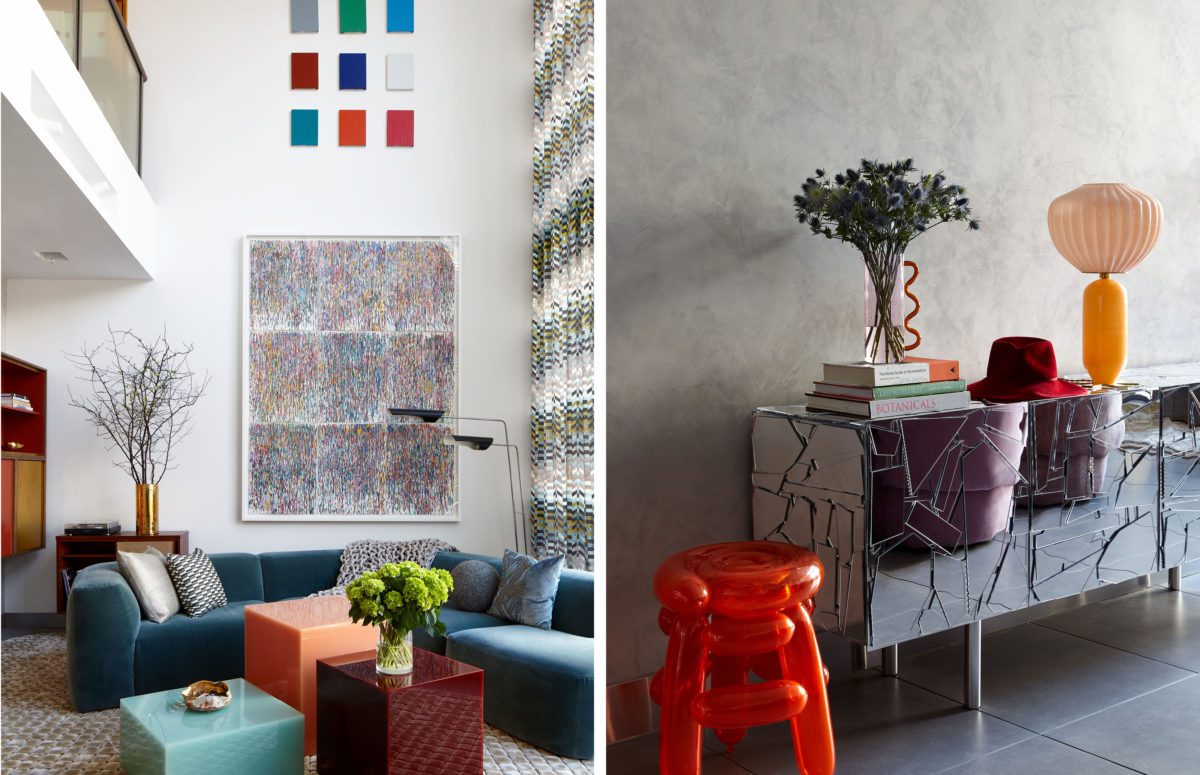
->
[[120, 679, 304, 775], [291, 109, 318, 146]]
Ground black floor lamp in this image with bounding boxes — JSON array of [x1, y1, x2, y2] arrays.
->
[[387, 408, 529, 555]]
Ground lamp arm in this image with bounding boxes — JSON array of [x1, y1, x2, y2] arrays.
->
[[496, 443, 529, 555], [440, 416, 528, 555]]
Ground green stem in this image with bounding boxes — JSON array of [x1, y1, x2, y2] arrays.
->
[[377, 622, 413, 672]]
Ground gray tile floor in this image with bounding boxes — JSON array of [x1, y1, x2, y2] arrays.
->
[[609, 585, 1200, 774]]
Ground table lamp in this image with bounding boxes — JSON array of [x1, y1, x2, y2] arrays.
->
[[1047, 183, 1163, 386]]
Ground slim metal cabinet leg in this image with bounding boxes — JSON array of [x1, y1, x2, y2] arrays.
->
[[851, 643, 869, 672], [882, 644, 899, 677], [964, 621, 981, 710], [1170, 565, 1182, 591]]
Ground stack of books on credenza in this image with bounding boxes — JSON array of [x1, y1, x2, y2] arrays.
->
[[806, 357, 969, 418]]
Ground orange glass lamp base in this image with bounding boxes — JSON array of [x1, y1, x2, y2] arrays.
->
[[1082, 274, 1127, 386]]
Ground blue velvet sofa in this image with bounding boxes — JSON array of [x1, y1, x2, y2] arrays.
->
[[66, 549, 594, 759]]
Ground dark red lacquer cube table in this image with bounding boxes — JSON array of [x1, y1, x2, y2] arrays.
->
[[316, 648, 484, 774]]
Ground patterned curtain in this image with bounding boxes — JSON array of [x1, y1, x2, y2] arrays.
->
[[531, 0, 594, 570]]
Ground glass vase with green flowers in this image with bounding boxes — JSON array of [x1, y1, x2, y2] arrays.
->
[[793, 159, 979, 363], [346, 562, 454, 675]]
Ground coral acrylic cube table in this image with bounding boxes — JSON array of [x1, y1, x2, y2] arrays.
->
[[316, 648, 484, 774], [120, 678, 304, 774], [244, 595, 377, 755]]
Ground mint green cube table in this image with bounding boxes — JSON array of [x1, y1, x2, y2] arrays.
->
[[120, 678, 304, 774]]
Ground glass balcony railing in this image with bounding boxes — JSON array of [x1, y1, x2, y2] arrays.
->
[[38, 0, 146, 172]]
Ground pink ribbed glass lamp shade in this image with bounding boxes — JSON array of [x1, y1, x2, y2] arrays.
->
[[1047, 183, 1163, 274]]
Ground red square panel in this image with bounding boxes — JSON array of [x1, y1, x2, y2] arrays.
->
[[291, 52, 319, 89], [339, 110, 366, 146], [386, 110, 414, 147]]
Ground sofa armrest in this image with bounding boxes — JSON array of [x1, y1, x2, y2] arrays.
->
[[66, 567, 140, 711]]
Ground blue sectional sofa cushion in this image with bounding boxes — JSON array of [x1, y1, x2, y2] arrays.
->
[[413, 607, 508, 655], [448, 625, 594, 760], [259, 549, 341, 601], [134, 600, 261, 694]]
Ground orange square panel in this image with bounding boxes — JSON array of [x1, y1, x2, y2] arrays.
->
[[244, 595, 377, 755], [338, 109, 366, 146]]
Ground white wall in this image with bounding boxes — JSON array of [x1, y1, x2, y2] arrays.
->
[[2, 0, 533, 613]]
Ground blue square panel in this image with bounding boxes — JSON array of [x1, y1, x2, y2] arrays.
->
[[291, 110, 318, 146], [387, 0, 414, 32], [339, 53, 367, 90]]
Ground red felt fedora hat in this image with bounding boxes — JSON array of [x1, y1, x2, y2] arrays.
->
[[967, 337, 1087, 402]]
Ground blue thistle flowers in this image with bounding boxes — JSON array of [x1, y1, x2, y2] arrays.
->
[[794, 159, 979, 249]]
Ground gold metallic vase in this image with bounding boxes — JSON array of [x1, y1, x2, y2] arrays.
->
[[136, 483, 159, 536]]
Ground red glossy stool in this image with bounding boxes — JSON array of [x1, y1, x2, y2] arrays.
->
[[651, 542, 834, 775]]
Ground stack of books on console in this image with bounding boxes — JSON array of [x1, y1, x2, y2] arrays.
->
[[1, 393, 33, 411], [806, 357, 969, 418]]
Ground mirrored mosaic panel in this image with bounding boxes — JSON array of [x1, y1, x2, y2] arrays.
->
[[753, 369, 1200, 651], [752, 404, 1031, 648], [1021, 391, 1161, 603], [1160, 382, 1200, 574]]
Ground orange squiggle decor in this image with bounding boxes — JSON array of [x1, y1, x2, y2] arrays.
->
[[903, 259, 922, 351]]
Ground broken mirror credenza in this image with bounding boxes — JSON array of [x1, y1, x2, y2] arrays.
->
[[751, 365, 1200, 708]]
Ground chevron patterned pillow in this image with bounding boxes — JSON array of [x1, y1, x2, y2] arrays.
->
[[166, 549, 228, 617]]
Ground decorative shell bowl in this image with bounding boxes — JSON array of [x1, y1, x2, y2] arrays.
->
[[181, 680, 231, 712]]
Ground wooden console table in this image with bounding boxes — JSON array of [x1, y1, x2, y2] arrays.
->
[[752, 364, 1200, 708], [56, 531, 189, 613]]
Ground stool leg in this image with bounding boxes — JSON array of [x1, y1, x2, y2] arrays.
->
[[709, 654, 749, 752], [660, 615, 707, 775], [779, 606, 836, 775]]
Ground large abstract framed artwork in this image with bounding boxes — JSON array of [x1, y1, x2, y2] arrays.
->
[[242, 237, 459, 521]]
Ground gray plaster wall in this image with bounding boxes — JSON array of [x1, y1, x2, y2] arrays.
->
[[608, 0, 1200, 684]]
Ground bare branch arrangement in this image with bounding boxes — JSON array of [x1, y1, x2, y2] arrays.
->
[[66, 328, 211, 485]]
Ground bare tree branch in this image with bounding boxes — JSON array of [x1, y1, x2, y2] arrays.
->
[[66, 327, 210, 484]]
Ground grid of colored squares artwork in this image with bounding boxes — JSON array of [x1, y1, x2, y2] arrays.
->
[[289, 0, 417, 147], [244, 238, 458, 519]]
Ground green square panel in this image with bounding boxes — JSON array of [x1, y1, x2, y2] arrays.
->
[[120, 678, 304, 774], [340, 0, 366, 32]]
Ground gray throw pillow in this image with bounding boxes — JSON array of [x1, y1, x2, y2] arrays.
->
[[166, 549, 227, 618], [117, 546, 180, 623], [487, 549, 565, 629], [449, 560, 501, 612]]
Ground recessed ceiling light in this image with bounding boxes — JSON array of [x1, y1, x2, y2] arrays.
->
[[34, 251, 69, 263]]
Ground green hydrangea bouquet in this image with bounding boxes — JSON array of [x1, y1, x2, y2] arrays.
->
[[346, 562, 454, 675]]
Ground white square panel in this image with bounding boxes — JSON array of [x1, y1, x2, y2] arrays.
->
[[386, 54, 415, 91]]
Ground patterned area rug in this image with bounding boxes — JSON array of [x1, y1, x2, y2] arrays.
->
[[1, 633, 593, 774]]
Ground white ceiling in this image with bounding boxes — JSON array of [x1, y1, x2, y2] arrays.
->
[[1, 98, 151, 280]]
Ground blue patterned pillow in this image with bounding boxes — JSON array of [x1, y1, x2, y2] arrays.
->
[[486, 549, 565, 629]]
